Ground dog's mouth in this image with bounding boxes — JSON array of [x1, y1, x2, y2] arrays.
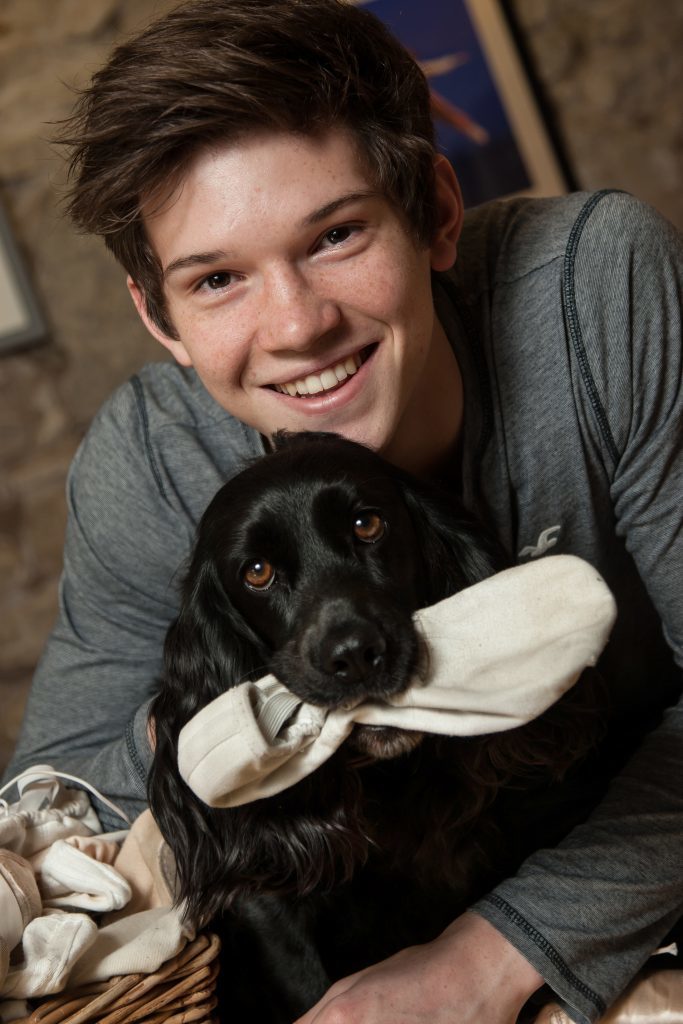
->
[[268, 344, 376, 398], [348, 724, 424, 762]]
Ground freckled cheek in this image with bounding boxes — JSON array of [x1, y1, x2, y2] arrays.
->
[[174, 309, 257, 388], [337, 251, 417, 322]]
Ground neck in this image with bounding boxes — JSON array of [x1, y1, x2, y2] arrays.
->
[[382, 319, 463, 482]]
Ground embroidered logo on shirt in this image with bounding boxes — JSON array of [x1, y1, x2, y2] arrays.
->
[[518, 525, 561, 559]]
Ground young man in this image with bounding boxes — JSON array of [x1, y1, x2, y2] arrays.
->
[[5, 1, 682, 1022]]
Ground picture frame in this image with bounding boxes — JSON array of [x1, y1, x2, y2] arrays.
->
[[353, 0, 569, 208], [0, 202, 47, 354]]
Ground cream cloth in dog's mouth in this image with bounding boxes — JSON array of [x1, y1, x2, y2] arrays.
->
[[177, 555, 617, 808]]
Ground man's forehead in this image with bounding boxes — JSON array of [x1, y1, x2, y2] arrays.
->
[[140, 129, 386, 270], [140, 128, 373, 222]]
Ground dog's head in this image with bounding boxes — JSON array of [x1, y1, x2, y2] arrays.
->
[[201, 433, 423, 697], [163, 431, 499, 755]]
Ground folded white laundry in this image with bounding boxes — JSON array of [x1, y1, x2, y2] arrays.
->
[[178, 555, 617, 808], [0, 770, 106, 859], [37, 839, 132, 913], [0, 777, 197, 1010], [66, 906, 195, 987], [0, 769, 135, 1008], [1, 910, 98, 999]]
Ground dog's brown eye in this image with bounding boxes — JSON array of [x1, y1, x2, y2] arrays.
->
[[243, 560, 276, 590], [353, 511, 385, 544]]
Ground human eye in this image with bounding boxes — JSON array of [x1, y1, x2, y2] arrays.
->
[[195, 270, 240, 294], [316, 223, 363, 252]]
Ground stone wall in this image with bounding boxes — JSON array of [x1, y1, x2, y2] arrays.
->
[[1, 0, 682, 776]]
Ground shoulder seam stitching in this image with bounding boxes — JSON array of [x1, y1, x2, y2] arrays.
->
[[130, 374, 170, 505], [125, 714, 148, 788], [562, 189, 622, 467]]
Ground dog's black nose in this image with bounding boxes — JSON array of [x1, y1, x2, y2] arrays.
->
[[321, 624, 387, 683]]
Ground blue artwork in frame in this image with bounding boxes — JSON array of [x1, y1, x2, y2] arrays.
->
[[354, 0, 567, 208]]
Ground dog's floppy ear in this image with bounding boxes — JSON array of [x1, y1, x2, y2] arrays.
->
[[397, 477, 505, 603], [148, 545, 270, 923], [162, 554, 268, 711]]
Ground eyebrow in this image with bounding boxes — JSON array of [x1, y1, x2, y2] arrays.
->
[[162, 190, 379, 281], [163, 250, 229, 281], [301, 189, 379, 226]]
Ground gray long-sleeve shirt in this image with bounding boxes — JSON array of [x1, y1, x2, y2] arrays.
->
[[5, 190, 682, 1023]]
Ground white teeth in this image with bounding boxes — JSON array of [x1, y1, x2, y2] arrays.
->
[[305, 374, 324, 394], [274, 351, 364, 397]]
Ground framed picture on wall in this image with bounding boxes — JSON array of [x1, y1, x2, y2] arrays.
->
[[0, 202, 46, 354], [352, 0, 568, 208]]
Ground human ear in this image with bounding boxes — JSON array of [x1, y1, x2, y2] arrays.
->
[[429, 156, 464, 272], [126, 275, 193, 367]]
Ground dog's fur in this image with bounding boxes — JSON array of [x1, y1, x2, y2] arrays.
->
[[149, 432, 599, 1020]]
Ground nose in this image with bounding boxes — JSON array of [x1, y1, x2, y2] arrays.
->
[[259, 266, 341, 352], [319, 622, 387, 683]]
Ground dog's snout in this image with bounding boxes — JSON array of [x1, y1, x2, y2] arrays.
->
[[272, 592, 418, 707], [321, 623, 387, 683]]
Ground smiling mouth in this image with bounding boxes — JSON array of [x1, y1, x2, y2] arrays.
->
[[270, 345, 375, 398]]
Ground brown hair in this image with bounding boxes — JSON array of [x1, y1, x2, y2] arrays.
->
[[60, 0, 437, 338]]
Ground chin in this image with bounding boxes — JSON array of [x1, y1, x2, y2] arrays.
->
[[348, 724, 425, 760]]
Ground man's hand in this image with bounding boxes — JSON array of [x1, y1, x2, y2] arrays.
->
[[293, 911, 544, 1024]]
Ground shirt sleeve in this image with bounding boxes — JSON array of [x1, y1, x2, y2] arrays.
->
[[473, 193, 683, 1023], [2, 380, 194, 830]]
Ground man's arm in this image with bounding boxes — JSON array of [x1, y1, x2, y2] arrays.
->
[[4, 375, 196, 829], [295, 913, 543, 1024]]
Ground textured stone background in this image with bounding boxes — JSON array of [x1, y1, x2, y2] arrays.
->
[[1, 0, 682, 777]]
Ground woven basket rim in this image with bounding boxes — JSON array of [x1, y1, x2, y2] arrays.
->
[[18, 932, 221, 1024]]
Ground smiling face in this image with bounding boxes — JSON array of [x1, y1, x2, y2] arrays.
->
[[129, 130, 464, 474]]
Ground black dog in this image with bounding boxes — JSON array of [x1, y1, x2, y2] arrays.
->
[[149, 432, 597, 1021]]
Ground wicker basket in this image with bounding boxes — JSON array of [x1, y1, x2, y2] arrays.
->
[[16, 933, 221, 1024]]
